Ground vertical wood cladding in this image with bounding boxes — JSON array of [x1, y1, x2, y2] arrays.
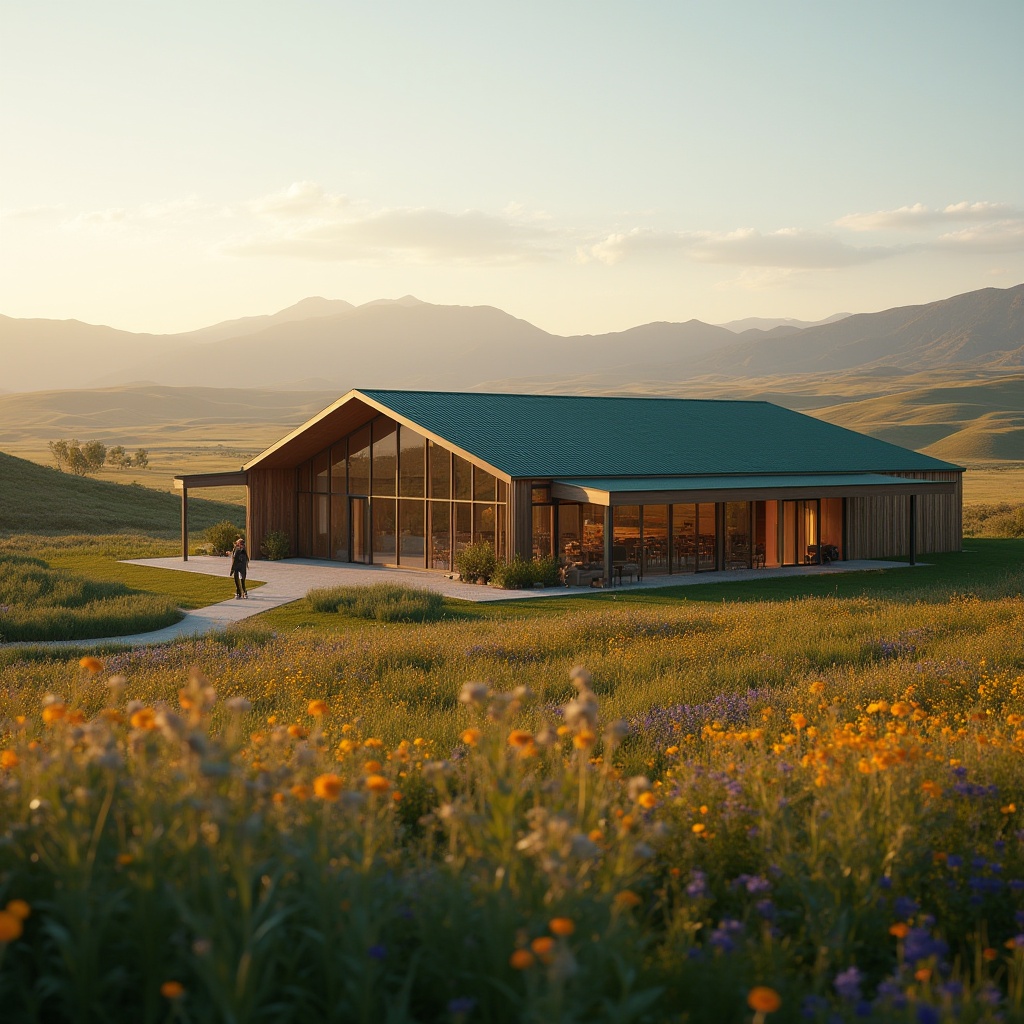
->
[[845, 471, 962, 559], [247, 468, 297, 560], [511, 480, 533, 561]]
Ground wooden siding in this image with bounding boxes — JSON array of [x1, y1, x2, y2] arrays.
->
[[510, 480, 533, 561], [247, 468, 297, 560], [845, 471, 962, 559]]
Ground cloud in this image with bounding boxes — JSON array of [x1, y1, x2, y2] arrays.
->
[[226, 207, 559, 264], [249, 181, 348, 218], [935, 220, 1024, 254], [581, 227, 897, 269], [836, 201, 1020, 232]]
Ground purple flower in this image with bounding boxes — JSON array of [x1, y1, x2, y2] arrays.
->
[[709, 918, 743, 953], [904, 928, 947, 963], [800, 994, 827, 1020], [447, 996, 476, 1016], [894, 896, 919, 919], [834, 966, 863, 1002], [685, 870, 709, 899], [368, 944, 387, 961], [915, 1005, 940, 1024]]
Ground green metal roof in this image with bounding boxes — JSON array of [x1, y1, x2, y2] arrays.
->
[[359, 390, 961, 478]]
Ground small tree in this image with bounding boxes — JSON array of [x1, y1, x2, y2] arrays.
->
[[134, 448, 149, 470], [108, 445, 129, 469], [48, 440, 69, 472], [66, 440, 89, 476], [82, 440, 107, 473]]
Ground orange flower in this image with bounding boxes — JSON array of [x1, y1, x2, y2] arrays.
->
[[614, 890, 642, 909], [287, 724, 308, 739], [130, 708, 156, 730], [1, 750, 19, 769], [809, 681, 826, 694], [573, 729, 596, 749], [307, 699, 329, 717], [290, 784, 311, 801], [42, 703, 66, 725], [117, 853, 134, 866], [160, 981, 185, 999], [79, 656, 103, 674], [363, 760, 383, 774], [691, 823, 706, 834], [982, 947, 998, 961], [530, 936, 555, 956], [363, 737, 384, 749], [509, 949, 535, 970], [638, 792, 658, 809], [889, 923, 909, 939], [5, 900, 30, 921], [914, 967, 931, 982], [0, 911, 23, 943], [508, 730, 533, 748], [549, 917, 575, 937], [313, 774, 343, 801], [747, 987, 782, 1014], [790, 713, 808, 731], [365, 774, 390, 794], [460, 728, 482, 747]]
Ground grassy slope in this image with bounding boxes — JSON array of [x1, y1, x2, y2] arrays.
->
[[0, 450, 244, 536]]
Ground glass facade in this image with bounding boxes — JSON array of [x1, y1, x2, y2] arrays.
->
[[292, 413, 848, 575], [295, 413, 511, 570]]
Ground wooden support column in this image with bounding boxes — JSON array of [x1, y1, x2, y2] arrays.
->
[[909, 493, 917, 566], [181, 486, 189, 562], [603, 505, 613, 587]]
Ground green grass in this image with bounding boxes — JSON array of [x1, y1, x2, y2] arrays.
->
[[0, 449, 243, 536], [0, 552, 181, 642], [307, 582, 448, 622]]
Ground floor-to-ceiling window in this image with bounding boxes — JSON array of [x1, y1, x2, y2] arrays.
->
[[293, 415, 509, 569], [725, 502, 751, 569]]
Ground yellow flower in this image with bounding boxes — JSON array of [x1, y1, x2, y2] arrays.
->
[[790, 713, 808, 731], [809, 681, 826, 694], [0, 911, 23, 943], [1, 750, 19, 769], [365, 774, 391, 794], [890, 702, 912, 717], [460, 728, 482, 747], [747, 987, 782, 1014], [5, 900, 30, 921], [307, 699, 329, 717], [920, 780, 942, 798], [363, 737, 384, 749], [691, 823, 706, 834], [79, 656, 104, 674], [509, 949, 535, 970], [363, 760, 383, 774], [42, 703, 66, 726], [866, 701, 889, 715], [507, 730, 533, 748], [313, 774, 343, 801], [637, 792, 658, 809], [549, 917, 575, 937], [160, 981, 185, 1000], [287, 724, 309, 739]]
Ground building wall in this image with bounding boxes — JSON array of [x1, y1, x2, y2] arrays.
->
[[844, 471, 962, 559], [247, 468, 297, 560]]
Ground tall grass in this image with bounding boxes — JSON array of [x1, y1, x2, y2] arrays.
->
[[0, 553, 181, 642], [307, 583, 448, 622]]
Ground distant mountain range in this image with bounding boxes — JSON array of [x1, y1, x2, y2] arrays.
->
[[1, 284, 1022, 393]]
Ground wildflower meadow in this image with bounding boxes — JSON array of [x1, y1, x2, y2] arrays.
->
[[1, 548, 1023, 1022]]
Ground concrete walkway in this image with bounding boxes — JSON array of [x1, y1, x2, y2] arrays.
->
[[3, 555, 913, 649]]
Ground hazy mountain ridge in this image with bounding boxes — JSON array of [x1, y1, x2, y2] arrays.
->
[[2, 284, 1022, 394]]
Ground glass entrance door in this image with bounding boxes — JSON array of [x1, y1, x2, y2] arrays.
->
[[350, 497, 369, 563]]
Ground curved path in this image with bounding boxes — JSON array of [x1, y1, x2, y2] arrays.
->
[[3, 555, 911, 649]]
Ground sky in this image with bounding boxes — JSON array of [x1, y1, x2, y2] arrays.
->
[[2, 0, 1023, 336]]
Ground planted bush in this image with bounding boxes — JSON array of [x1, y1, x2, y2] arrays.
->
[[260, 529, 290, 560], [454, 540, 496, 582], [306, 582, 446, 622], [205, 520, 244, 555], [490, 554, 536, 589]]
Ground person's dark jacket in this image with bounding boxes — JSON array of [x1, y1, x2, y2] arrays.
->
[[229, 546, 249, 575]]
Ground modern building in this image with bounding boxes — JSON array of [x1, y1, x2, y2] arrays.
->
[[175, 390, 963, 584]]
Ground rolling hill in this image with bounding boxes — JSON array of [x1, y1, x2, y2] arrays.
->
[[0, 450, 244, 536]]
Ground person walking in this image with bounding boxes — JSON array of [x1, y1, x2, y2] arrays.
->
[[229, 538, 249, 598]]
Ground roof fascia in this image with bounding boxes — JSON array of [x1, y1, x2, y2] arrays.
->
[[551, 479, 958, 506]]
